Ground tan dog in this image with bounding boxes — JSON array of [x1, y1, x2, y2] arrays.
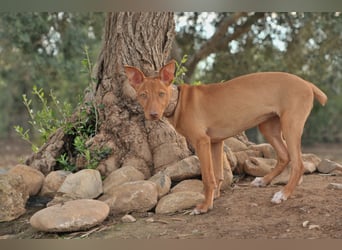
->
[[124, 60, 327, 214]]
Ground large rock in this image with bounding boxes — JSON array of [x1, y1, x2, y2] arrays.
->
[[224, 137, 248, 152], [248, 143, 277, 159], [171, 179, 204, 194], [148, 172, 171, 198], [155, 191, 204, 214], [222, 156, 233, 190], [30, 199, 109, 232], [153, 142, 189, 172], [58, 169, 103, 199], [244, 157, 277, 177], [8, 164, 45, 196], [162, 155, 201, 181], [0, 174, 29, 222], [224, 144, 238, 172], [103, 166, 145, 194], [317, 159, 342, 174], [40, 170, 71, 197], [234, 150, 262, 174], [101, 180, 158, 214], [302, 153, 321, 173]]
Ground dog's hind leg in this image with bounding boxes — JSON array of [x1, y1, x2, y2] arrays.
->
[[251, 116, 290, 187], [211, 141, 224, 199], [271, 112, 307, 204]]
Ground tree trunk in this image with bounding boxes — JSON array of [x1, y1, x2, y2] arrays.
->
[[93, 12, 191, 178], [26, 12, 191, 177]]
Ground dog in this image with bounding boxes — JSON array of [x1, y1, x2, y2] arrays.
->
[[124, 60, 327, 214]]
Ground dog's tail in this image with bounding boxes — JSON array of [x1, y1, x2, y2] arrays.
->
[[310, 83, 328, 106]]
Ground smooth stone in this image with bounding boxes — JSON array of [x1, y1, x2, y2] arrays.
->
[[30, 199, 109, 232]]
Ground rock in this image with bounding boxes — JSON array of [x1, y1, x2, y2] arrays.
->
[[101, 180, 158, 214], [224, 144, 238, 172], [0, 174, 29, 222], [171, 179, 204, 194], [148, 172, 171, 198], [302, 153, 321, 167], [271, 166, 291, 185], [40, 170, 71, 197], [122, 157, 151, 179], [153, 142, 189, 172], [0, 168, 7, 174], [58, 169, 103, 199], [163, 155, 201, 181], [244, 157, 277, 177], [47, 193, 79, 207], [103, 166, 145, 194], [302, 153, 321, 173], [30, 199, 109, 232], [249, 143, 277, 159], [302, 220, 310, 228], [224, 137, 248, 152], [146, 120, 191, 173], [155, 191, 204, 214], [317, 159, 342, 174], [327, 183, 342, 190], [121, 214, 136, 223], [234, 150, 262, 174], [221, 156, 233, 190], [96, 154, 120, 177], [233, 151, 249, 174], [303, 162, 316, 174], [308, 224, 320, 230], [8, 164, 45, 196]]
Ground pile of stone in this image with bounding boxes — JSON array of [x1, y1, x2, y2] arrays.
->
[[1, 137, 341, 233]]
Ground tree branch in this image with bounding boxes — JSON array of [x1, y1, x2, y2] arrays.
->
[[184, 12, 265, 81]]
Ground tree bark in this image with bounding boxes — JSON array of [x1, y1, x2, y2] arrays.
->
[[27, 12, 191, 177]]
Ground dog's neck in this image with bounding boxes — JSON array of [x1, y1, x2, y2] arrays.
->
[[164, 85, 179, 118]]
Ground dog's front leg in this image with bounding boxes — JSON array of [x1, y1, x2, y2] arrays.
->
[[191, 135, 217, 215]]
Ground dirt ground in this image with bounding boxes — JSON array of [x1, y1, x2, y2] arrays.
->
[[0, 138, 341, 239]]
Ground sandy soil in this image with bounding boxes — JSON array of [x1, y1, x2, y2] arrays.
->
[[0, 139, 341, 239]]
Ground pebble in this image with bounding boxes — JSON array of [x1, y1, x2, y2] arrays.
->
[[121, 214, 136, 223], [327, 183, 342, 190], [302, 220, 310, 227]]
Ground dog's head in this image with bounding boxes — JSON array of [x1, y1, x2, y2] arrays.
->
[[124, 61, 175, 121]]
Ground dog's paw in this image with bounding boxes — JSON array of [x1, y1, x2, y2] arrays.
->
[[190, 203, 211, 215], [271, 190, 287, 204], [251, 177, 267, 187], [190, 209, 201, 215]]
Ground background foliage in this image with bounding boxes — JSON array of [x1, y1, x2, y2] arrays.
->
[[0, 12, 341, 145]]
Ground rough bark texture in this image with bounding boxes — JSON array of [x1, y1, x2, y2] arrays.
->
[[93, 12, 191, 178], [26, 12, 191, 177]]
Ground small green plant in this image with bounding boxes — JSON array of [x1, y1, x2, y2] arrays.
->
[[15, 46, 111, 172], [14, 86, 73, 152], [173, 55, 202, 86], [57, 153, 76, 172], [173, 54, 188, 85]]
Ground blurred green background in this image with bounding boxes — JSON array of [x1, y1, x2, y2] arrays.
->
[[0, 12, 341, 145]]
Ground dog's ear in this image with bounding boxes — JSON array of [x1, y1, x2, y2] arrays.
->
[[159, 60, 175, 86], [124, 66, 145, 91]]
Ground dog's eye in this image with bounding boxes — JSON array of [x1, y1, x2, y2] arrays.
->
[[159, 92, 166, 97], [139, 93, 147, 99]]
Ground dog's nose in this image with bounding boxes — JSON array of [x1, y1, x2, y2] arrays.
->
[[149, 111, 159, 120]]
